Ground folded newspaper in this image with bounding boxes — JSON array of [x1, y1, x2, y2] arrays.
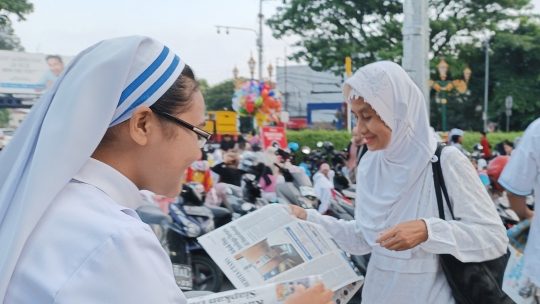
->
[[187, 275, 362, 304], [197, 204, 364, 303]]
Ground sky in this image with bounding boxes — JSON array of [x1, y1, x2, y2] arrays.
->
[[10, 0, 540, 86], [10, 0, 300, 85]]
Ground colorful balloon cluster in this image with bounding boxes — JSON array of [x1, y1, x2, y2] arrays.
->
[[232, 80, 283, 120]]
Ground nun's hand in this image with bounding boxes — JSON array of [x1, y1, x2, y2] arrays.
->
[[375, 220, 428, 251]]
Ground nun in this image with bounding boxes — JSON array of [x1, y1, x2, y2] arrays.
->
[[0, 36, 209, 303], [287, 61, 508, 303]]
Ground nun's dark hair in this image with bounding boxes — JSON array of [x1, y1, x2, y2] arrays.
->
[[100, 64, 200, 145], [150, 64, 200, 115]]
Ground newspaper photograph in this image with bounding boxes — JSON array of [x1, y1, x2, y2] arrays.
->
[[187, 275, 322, 304], [198, 204, 363, 291]]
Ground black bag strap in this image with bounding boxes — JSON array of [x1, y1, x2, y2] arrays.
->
[[432, 143, 456, 221]]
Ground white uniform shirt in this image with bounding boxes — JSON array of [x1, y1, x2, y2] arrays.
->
[[5, 158, 187, 304], [306, 147, 508, 303], [499, 118, 540, 287]]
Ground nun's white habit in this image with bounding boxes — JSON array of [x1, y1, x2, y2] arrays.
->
[[305, 62, 508, 303], [0, 37, 187, 303]]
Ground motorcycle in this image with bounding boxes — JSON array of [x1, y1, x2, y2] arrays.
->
[[137, 195, 193, 291], [169, 183, 225, 292]]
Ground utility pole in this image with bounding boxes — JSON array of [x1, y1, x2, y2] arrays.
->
[[402, 0, 430, 114], [483, 40, 490, 132], [258, 0, 264, 82]]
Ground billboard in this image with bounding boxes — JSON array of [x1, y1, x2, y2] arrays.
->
[[0, 50, 73, 94]]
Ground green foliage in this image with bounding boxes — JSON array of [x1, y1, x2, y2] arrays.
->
[[287, 130, 524, 156], [267, 0, 530, 74], [430, 18, 540, 131], [0, 109, 10, 127], [462, 132, 524, 151], [0, 0, 34, 51], [200, 79, 236, 111]]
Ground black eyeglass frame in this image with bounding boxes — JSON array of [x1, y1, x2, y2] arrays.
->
[[152, 110, 211, 146]]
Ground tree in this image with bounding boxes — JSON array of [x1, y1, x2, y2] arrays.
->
[[267, 0, 532, 74], [0, 0, 33, 51], [268, 0, 540, 130], [201, 79, 236, 111]]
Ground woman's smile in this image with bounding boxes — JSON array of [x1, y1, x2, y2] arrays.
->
[[364, 135, 376, 145]]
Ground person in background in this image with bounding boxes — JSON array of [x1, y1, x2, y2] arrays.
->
[[234, 135, 251, 154], [185, 150, 213, 193], [39, 55, 65, 90], [219, 134, 235, 152], [503, 140, 515, 156], [449, 128, 469, 156], [211, 152, 244, 187], [248, 130, 262, 146], [480, 131, 492, 159], [346, 126, 366, 184], [498, 118, 540, 300], [313, 163, 335, 214]]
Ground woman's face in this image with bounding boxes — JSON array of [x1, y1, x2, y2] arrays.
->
[[346, 88, 392, 151], [147, 91, 206, 196]]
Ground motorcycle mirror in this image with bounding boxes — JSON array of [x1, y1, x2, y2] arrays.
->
[[241, 202, 255, 211], [301, 146, 311, 154], [317, 141, 323, 148]]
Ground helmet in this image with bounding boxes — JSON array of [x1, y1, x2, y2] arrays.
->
[[486, 156, 510, 192], [288, 142, 299, 152], [323, 141, 334, 152], [473, 143, 483, 151]]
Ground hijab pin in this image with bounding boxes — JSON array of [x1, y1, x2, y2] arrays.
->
[[431, 155, 439, 163]]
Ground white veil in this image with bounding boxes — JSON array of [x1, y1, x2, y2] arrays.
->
[[344, 61, 437, 259], [0, 36, 185, 299]]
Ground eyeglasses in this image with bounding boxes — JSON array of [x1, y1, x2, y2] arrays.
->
[[152, 110, 211, 148]]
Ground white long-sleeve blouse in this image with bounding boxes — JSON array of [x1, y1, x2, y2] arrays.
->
[[306, 146, 508, 303]]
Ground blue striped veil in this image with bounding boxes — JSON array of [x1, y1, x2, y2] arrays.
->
[[0, 36, 185, 299]]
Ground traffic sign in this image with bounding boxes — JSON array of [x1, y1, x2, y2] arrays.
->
[[505, 96, 513, 109]]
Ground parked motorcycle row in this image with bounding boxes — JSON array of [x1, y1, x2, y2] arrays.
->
[[135, 140, 531, 296]]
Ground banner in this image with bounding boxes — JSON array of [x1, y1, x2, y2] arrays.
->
[[0, 50, 73, 94], [260, 126, 287, 149]]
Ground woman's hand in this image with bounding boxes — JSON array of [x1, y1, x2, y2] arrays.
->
[[375, 220, 428, 251], [288, 205, 307, 221], [284, 283, 334, 304]]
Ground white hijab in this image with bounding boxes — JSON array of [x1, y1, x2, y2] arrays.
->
[[344, 61, 436, 259], [0, 36, 185, 299]]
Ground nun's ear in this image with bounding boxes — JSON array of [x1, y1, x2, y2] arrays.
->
[[128, 106, 155, 146]]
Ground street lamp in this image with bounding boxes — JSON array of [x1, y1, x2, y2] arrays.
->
[[233, 66, 239, 79], [248, 55, 256, 80], [267, 64, 273, 83], [429, 59, 471, 131]]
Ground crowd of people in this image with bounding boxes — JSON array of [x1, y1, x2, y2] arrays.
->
[[0, 36, 538, 304]]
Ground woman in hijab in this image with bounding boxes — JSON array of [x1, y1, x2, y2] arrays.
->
[[287, 61, 507, 303], [0, 36, 334, 304], [313, 163, 335, 214]]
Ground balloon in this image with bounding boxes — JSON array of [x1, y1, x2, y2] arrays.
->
[[261, 89, 269, 99], [238, 108, 249, 115], [239, 96, 246, 106], [246, 101, 255, 113], [263, 84, 270, 90], [246, 95, 253, 103], [255, 97, 263, 108], [269, 91, 275, 97], [276, 99, 283, 108]]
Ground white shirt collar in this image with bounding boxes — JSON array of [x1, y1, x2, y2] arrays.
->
[[73, 158, 143, 210]]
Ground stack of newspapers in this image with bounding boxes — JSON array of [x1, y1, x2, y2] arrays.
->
[[189, 204, 364, 304]]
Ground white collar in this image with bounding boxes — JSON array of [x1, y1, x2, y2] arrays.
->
[[73, 158, 143, 210]]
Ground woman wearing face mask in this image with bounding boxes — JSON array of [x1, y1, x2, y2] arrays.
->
[[0, 36, 335, 304], [287, 61, 508, 303]]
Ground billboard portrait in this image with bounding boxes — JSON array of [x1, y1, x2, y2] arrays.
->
[[0, 50, 73, 94]]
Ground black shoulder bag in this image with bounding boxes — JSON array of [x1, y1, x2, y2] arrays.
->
[[432, 143, 512, 304]]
